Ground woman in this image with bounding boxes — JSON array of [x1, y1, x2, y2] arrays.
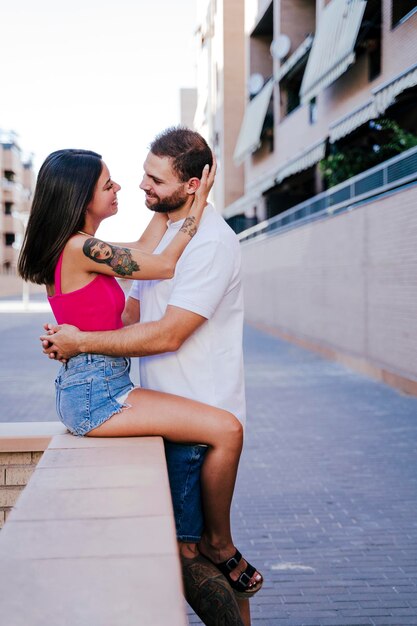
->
[[18, 149, 262, 597]]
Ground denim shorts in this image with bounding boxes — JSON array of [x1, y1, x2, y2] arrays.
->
[[54, 354, 135, 436], [164, 441, 208, 542]]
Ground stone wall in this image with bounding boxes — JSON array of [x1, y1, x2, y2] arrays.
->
[[0, 422, 67, 528], [0, 450, 43, 528]]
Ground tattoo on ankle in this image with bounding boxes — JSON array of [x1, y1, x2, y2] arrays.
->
[[180, 216, 197, 238]]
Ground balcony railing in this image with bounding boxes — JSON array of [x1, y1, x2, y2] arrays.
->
[[238, 145, 417, 243], [1, 179, 23, 193]]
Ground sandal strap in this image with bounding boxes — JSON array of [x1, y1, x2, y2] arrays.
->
[[236, 563, 256, 591], [222, 549, 242, 573], [217, 550, 259, 593], [204, 547, 262, 596]]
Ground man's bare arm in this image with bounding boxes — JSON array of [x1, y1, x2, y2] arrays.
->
[[41, 305, 206, 360], [41, 296, 141, 359], [122, 296, 140, 326]]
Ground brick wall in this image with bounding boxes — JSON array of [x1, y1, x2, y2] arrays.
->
[[241, 184, 417, 389], [0, 450, 43, 528]]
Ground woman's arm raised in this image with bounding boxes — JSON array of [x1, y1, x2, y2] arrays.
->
[[108, 213, 169, 253], [74, 157, 216, 281]]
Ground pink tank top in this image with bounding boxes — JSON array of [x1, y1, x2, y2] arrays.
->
[[48, 252, 125, 331]]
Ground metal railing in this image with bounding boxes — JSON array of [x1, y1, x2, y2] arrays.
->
[[238, 145, 417, 243]]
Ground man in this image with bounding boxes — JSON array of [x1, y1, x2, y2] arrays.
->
[[42, 127, 256, 626]]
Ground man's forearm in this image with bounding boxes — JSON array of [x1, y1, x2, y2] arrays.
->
[[44, 305, 205, 360], [78, 319, 178, 357]]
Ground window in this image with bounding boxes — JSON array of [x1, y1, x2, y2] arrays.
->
[[248, 3, 274, 154], [249, 2, 274, 93], [260, 96, 274, 153], [5, 233, 15, 246], [356, 0, 382, 82], [392, 1, 417, 26], [368, 36, 381, 81], [4, 170, 15, 182], [280, 58, 309, 117], [309, 98, 318, 125], [286, 79, 302, 114], [5, 202, 13, 215]]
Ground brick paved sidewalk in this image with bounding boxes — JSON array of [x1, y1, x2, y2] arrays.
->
[[219, 325, 417, 626], [1, 312, 417, 624], [188, 325, 417, 625]]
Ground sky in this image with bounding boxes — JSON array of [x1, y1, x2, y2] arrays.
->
[[0, 0, 198, 239]]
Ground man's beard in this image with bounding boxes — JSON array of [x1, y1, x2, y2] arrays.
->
[[146, 187, 189, 213]]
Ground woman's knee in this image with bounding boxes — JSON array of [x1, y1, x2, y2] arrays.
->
[[223, 411, 244, 446]]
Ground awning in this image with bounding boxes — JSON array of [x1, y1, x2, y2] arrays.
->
[[223, 194, 256, 220], [233, 79, 274, 165], [275, 140, 327, 184], [225, 140, 327, 216], [300, 0, 367, 104], [329, 99, 377, 143], [276, 35, 314, 82], [373, 63, 417, 114]]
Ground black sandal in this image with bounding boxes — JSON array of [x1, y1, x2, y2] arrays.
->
[[209, 549, 263, 598]]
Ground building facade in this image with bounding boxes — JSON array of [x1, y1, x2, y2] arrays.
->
[[180, 88, 198, 129], [195, 0, 417, 228], [194, 0, 246, 218], [194, 0, 417, 391], [0, 132, 35, 274]]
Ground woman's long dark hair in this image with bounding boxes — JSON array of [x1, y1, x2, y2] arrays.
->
[[18, 149, 102, 285]]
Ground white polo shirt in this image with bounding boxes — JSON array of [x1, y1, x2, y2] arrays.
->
[[129, 204, 246, 424]]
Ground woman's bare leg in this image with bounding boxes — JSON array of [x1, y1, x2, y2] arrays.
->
[[87, 387, 241, 547], [87, 387, 260, 587]]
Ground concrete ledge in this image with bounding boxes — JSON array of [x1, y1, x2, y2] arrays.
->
[[0, 428, 186, 625]]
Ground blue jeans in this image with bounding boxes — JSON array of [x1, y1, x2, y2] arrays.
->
[[164, 441, 208, 542]]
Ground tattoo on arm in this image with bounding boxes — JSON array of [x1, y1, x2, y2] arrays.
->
[[83, 238, 140, 277], [180, 216, 197, 238]]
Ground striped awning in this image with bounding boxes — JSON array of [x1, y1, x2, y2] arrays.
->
[[276, 35, 314, 82], [373, 64, 417, 114], [300, 0, 367, 104], [223, 194, 255, 220], [224, 140, 327, 217], [223, 170, 276, 219], [275, 140, 327, 184], [329, 100, 377, 143], [233, 79, 274, 165]]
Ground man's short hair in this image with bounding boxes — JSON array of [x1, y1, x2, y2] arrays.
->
[[150, 126, 213, 182]]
